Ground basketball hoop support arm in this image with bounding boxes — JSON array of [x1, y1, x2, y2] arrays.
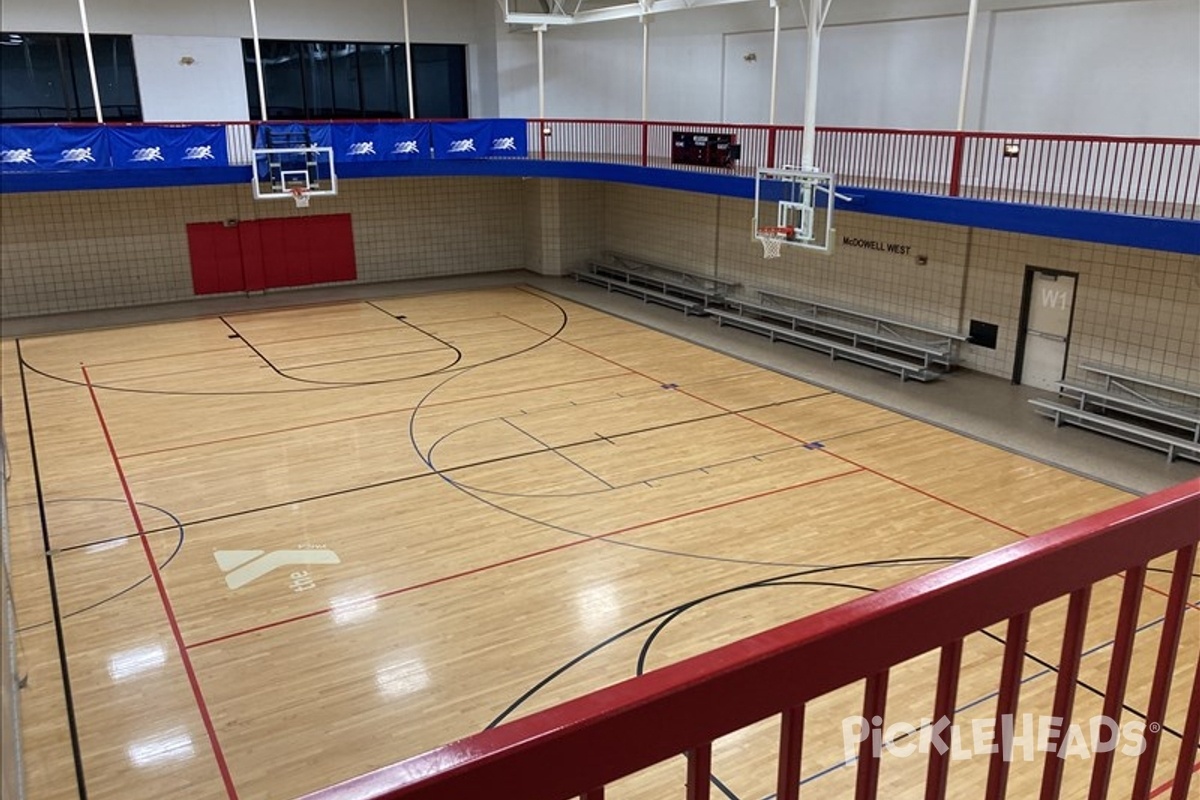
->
[[799, 0, 832, 172]]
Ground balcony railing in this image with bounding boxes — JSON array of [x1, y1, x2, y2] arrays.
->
[[303, 479, 1200, 800], [2, 118, 1197, 220]]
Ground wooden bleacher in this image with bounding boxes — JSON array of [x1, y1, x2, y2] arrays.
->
[[1029, 363, 1200, 463]]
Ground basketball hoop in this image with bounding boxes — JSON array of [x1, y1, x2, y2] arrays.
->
[[756, 226, 794, 259], [290, 186, 310, 208]]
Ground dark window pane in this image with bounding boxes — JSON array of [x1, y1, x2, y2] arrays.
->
[[0, 33, 73, 121], [329, 42, 361, 117], [243, 39, 261, 119], [359, 44, 404, 118], [412, 44, 467, 119], [302, 43, 334, 118], [92, 35, 140, 121], [260, 40, 306, 119], [66, 35, 97, 119], [243, 38, 465, 121], [1, 32, 140, 122]]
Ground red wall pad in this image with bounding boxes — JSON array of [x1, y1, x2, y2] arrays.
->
[[257, 214, 357, 288], [186, 222, 246, 295], [187, 214, 356, 296]]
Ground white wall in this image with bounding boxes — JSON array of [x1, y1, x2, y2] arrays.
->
[[494, 0, 1199, 136], [981, 0, 1200, 136], [133, 36, 250, 121], [723, 15, 967, 128], [2, 0, 1197, 133]]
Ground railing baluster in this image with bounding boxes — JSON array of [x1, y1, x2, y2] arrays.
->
[[686, 743, 712, 800], [1169, 635, 1200, 800], [776, 705, 805, 800], [1088, 564, 1147, 800], [856, 670, 890, 800], [1133, 545, 1197, 797], [985, 611, 1032, 800], [1038, 585, 1092, 800], [925, 639, 964, 800]]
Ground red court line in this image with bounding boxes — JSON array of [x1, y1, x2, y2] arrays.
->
[[82, 366, 240, 800], [1149, 759, 1200, 798], [505, 316, 1032, 541], [124, 371, 633, 459], [533, 324, 1200, 611], [186, 466, 864, 650]]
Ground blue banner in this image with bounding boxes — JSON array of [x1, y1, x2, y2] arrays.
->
[[331, 122, 431, 161], [487, 119, 528, 158], [431, 120, 494, 160], [0, 125, 111, 172], [109, 125, 228, 169], [254, 123, 332, 149]]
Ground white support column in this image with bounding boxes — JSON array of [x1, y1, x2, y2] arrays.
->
[[248, 0, 268, 121], [76, 0, 104, 122], [800, 0, 827, 171], [769, 0, 780, 126], [403, 0, 416, 119], [956, 0, 979, 131], [641, 17, 650, 121], [536, 24, 546, 119]]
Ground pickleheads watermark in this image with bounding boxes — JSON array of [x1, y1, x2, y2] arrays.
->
[[843, 714, 1150, 762]]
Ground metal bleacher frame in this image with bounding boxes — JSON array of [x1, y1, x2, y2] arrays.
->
[[571, 254, 970, 383], [755, 290, 966, 371], [572, 253, 737, 315], [1029, 363, 1200, 463]]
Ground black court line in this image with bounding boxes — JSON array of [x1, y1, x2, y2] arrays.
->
[[492, 564, 1196, 799], [16, 339, 88, 800], [16, 499, 186, 632], [281, 344, 451, 372], [249, 324, 414, 347], [501, 417, 615, 489], [522, 283, 1156, 499], [69, 356, 262, 389], [440, 440, 813, 500], [486, 558, 968, 728], [422, 391, 837, 492], [84, 343, 247, 369]]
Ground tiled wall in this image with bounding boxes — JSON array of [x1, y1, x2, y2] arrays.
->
[[602, 184, 1200, 388], [523, 179, 605, 277], [0, 177, 529, 318], [3, 178, 1196, 395], [963, 229, 1200, 389]]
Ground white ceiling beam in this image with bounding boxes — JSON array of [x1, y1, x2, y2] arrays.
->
[[505, 0, 761, 26]]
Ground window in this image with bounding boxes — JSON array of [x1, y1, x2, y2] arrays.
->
[[0, 32, 141, 122], [243, 39, 467, 120]]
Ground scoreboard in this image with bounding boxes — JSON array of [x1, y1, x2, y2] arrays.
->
[[670, 131, 741, 168]]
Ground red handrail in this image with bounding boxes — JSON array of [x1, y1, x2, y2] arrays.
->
[[303, 478, 1200, 800]]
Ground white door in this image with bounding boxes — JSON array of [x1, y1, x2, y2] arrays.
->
[[1020, 271, 1076, 391]]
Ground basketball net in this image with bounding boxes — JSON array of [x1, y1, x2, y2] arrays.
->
[[291, 187, 310, 209], [757, 227, 793, 260]]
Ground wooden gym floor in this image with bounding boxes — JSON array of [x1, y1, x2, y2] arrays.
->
[[2, 285, 1196, 800]]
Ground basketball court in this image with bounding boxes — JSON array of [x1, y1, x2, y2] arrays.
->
[[2, 284, 1195, 800]]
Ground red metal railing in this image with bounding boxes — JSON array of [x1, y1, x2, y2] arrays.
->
[[305, 478, 1200, 800], [525, 118, 1198, 220], [8, 118, 1197, 219]]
